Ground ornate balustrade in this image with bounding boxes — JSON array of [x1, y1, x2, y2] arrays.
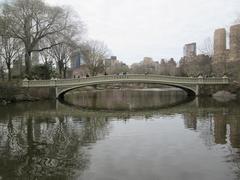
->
[[22, 74, 230, 88]]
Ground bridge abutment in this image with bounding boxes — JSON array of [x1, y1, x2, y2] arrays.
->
[[23, 86, 56, 100], [196, 84, 230, 96]]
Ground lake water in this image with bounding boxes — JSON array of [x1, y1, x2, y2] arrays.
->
[[0, 89, 240, 180]]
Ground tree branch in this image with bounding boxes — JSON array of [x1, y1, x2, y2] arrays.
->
[[31, 42, 63, 52]]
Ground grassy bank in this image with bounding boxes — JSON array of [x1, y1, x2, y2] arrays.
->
[[0, 81, 20, 103], [0, 81, 39, 105]]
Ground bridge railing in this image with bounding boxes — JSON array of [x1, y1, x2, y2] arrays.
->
[[22, 74, 229, 87]]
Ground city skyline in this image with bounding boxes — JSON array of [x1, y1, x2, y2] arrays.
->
[[46, 0, 240, 64]]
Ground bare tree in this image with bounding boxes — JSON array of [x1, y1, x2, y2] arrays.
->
[[38, 10, 84, 79], [166, 58, 177, 76], [0, 56, 5, 81], [234, 14, 240, 24], [49, 42, 72, 78], [38, 38, 53, 65], [1, 0, 74, 77], [0, 36, 22, 81], [106, 60, 129, 74], [130, 57, 159, 74], [80, 40, 109, 76], [179, 55, 212, 77], [47, 22, 81, 78], [199, 37, 214, 57], [130, 63, 145, 74], [0, 15, 22, 81]]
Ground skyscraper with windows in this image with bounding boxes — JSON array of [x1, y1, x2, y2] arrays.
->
[[183, 43, 197, 57]]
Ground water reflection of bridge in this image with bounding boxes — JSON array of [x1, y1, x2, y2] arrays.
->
[[0, 98, 239, 149], [0, 99, 240, 178], [0, 99, 230, 118], [22, 74, 230, 98], [40, 100, 240, 149], [3, 99, 238, 149]]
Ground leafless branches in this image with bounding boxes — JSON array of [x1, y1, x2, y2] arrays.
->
[[199, 37, 214, 57], [80, 40, 109, 76], [0, 0, 84, 76]]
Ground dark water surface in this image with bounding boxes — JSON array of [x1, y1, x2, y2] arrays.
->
[[64, 88, 189, 110], [0, 89, 240, 180]]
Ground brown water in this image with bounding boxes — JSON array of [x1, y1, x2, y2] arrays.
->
[[0, 89, 240, 180], [64, 88, 189, 110]]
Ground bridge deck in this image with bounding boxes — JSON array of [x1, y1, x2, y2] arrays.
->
[[22, 74, 229, 87]]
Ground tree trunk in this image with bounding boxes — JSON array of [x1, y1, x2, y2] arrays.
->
[[90, 68, 95, 76], [7, 68, 11, 81], [25, 50, 31, 77], [63, 67, 67, 79], [7, 64, 11, 81], [59, 67, 62, 78], [58, 61, 63, 79], [0, 68, 4, 81]]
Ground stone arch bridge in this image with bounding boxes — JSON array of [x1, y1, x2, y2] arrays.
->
[[22, 74, 230, 99]]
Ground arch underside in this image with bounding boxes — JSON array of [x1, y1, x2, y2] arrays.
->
[[57, 80, 197, 99]]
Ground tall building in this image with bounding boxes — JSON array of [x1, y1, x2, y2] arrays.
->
[[213, 28, 228, 63], [69, 50, 88, 78], [70, 49, 86, 69], [213, 24, 240, 62], [183, 43, 196, 57], [214, 28, 226, 56], [104, 56, 117, 67], [229, 24, 240, 61]]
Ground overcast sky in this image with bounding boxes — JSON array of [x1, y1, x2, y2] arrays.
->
[[46, 0, 239, 64]]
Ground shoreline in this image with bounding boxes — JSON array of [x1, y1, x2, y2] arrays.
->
[[0, 81, 239, 105]]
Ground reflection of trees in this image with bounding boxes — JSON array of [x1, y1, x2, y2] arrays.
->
[[81, 117, 110, 143], [0, 114, 109, 179], [183, 109, 240, 179]]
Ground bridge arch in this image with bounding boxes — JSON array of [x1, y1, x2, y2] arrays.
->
[[22, 74, 229, 99], [57, 81, 197, 99]]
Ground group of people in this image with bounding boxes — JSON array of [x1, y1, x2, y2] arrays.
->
[[113, 72, 127, 76], [74, 71, 150, 79]]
